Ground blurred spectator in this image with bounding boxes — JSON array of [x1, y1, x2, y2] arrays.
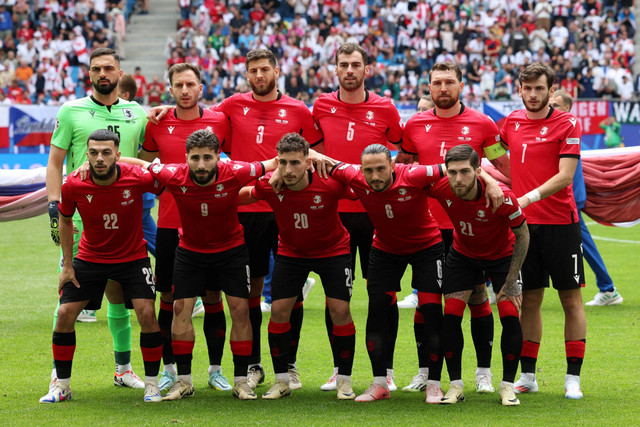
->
[[146, 75, 165, 106], [133, 66, 147, 103]]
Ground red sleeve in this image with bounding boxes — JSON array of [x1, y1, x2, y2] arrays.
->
[[406, 163, 445, 187], [142, 122, 159, 152], [385, 102, 404, 145], [232, 161, 266, 186], [499, 116, 510, 147], [148, 162, 176, 185], [481, 115, 501, 147], [400, 117, 418, 154], [559, 116, 582, 157], [140, 168, 164, 195], [496, 189, 526, 228], [299, 105, 324, 146], [59, 180, 75, 217]]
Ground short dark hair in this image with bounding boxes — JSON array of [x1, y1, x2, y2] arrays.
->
[[87, 128, 120, 147], [118, 73, 137, 101], [335, 43, 369, 65], [90, 47, 120, 65], [519, 63, 555, 89], [552, 89, 573, 110], [276, 133, 309, 156], [444, 144, 479, 169], [185, 129, 219, 153], [245, 48, 277, 70], [361, 144, 391, 161], [429, 61, 462, 83], [168, 62, 201, 85]]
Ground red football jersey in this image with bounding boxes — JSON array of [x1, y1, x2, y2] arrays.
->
[[330, 162, 444, 255], [252, 171, 355, 258], [500, 108, 581, 225], [430, 178, 525, 259], [148, 160, 264, 253], [59, 164, 162, 263], [215, 91, 323, 212], [313, 91, 404, 213], [402, 105, 501, 229], [142, 107, 231, 229]]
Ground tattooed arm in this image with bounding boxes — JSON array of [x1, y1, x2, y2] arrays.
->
[[496, 221, 530, 311]]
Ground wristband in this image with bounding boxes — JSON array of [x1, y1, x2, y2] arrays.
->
[[524, 189, 541, 203], [48, 201, 59, 218]]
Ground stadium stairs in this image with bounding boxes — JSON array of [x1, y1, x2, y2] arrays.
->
[[121, 0, 176, 81]]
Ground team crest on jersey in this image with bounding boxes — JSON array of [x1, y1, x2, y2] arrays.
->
[[151, 164, 164, 174], [331, 107, 337, 114], [277, 194, 284, 202], [398, 188, 407, 196], [278, 109, 287, 118], [366, 111, 374, 120], [122, 108, 134, 119], [243, 107, 250, 115], [216, 184, 224, 192], [314, 195, 322, 204], [540, 126, 548, 135], [168, 126, 175, 134], [425, 124, 432, 133], [461, 126, 470, 135], [477, 209, 486, 220], [122, 189, 131, 199], [86, 194, 93, 203]]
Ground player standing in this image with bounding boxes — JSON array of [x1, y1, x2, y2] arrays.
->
[[399, 61, 510, 396], [240, 133, 357, 400], [45, 48, 147, 390], [139, 63, 232, 392], [312, 43, 404, 391], [40, 129, 163, 404], [213, 49, 324, 389], [430, 144, 529, 406], [549, 90, 623, 306], [125, 129, 277, 400], [501, 63, 587, 399]]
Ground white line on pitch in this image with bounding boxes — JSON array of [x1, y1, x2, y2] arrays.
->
[[591, 236, 640, 244]]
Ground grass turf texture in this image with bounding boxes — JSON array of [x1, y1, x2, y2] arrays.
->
[[1, 214, 638, 426]]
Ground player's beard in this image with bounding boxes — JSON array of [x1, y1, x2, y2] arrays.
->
[[250, 76, 276, 97], [524, 92, 550, 113], [92, 78, 118, 95], [433, 90, 460, 110], [367, 176, 392, 192], [339, 74, 364, 92], [452, 178, 476, 199], [189, 167, 217, 186], [90, 161, 117, 181], [177, 96, 199, 110]]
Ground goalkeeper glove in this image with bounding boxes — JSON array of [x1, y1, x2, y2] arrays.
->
[[48, 201, 60, 246]]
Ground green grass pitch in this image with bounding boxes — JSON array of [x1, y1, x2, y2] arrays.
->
[[0, 214, 638, 425]]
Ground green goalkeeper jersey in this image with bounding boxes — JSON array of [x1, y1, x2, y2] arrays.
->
[[51, 95, 147, 172]]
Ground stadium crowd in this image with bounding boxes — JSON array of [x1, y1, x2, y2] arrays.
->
[[0, 0, 637, 105]]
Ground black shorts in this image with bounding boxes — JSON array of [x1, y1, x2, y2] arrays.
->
[[173, 244, 250, 300], [271, 254, 353, 302], [440, 228, 453, 257], [522, 223, 585, 291], [155, 228, 180, 293], [367, 243, 445, 295], [443, 248, 513, 294], [238, 212, 278, 278], [339, 212, 374, 279], [59, 258, 156, 310]]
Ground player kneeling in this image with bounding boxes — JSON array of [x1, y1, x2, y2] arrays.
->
[[40, 129, 164, 404]]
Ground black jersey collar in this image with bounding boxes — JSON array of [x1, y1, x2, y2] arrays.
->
[[90, 95, 120, 107], [337, 90, 370, 103], [545, 106, 555, 119], [173, 106, 204, 119], [251, 90, 283, 101], [433, 102, 465, 117]]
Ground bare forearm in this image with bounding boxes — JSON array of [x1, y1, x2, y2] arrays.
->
[[46, 164, 63, 202], [59, 216, 75, 268]]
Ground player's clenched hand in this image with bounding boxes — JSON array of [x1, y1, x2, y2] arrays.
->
[[72, 161, 91, 180], [59, 265, 80, 293], [496, 280, 522, 312], [146, 105, 171, 124], [269, 168, 284, 193], [48, 201, 60, 246]]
